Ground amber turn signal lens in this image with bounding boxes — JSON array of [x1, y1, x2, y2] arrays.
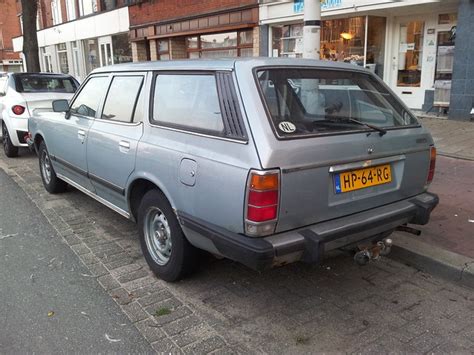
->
[[427, 146, 436, 183], [250, 173, 279, 190]]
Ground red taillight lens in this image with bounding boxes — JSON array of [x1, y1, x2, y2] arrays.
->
[[12, 105, 26, 115], [246, 170, 280, 231], [248, 190, 278, 207], [427, 146, 436, 184], [247, 205, 278, 222]]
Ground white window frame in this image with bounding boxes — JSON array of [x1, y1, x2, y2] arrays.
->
[[66, 0, 77, 21], [51, 0, 63, 25]]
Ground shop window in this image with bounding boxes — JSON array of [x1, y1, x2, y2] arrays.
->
[[366, 16, 386, 78], [397, 21, 424, 87], [83, 38, 100, 73], [112, 34, 132, 64], [320, 17, 365, 64], [438, 13, 457, 25], [56, 43, 69, 74], [157, 39, 170, 60], [101, 0, 117, 11], [186, 30, 253, 58]]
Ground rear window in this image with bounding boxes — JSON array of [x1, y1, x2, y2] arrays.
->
[[256, 68, 418, 138], [16, 75, 78, 93]]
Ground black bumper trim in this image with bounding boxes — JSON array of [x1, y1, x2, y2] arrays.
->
[[178, 192, 439, 271], [178, 212, 275, 271]]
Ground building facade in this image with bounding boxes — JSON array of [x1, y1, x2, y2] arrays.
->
[[128, 0, 260, 62], [13, 0, 133, 81], [0, 0, 23, 72], [260, 0, 459, 113]]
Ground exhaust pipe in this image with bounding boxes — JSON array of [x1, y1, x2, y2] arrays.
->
[[354, 238, 393, 266]]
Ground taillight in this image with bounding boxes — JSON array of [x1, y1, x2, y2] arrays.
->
[[245, 169, 279, 236], [12, 105, 26, 115], [427, 146, 436, 184]]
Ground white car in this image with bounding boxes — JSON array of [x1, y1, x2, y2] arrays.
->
[[0, 72, 79, 157]]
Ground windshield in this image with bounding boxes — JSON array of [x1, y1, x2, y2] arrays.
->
[[16, 75, 78, 93], [256, 68, 418, 138]]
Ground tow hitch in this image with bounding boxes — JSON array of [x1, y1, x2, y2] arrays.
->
[[354, 238, 393, 266]]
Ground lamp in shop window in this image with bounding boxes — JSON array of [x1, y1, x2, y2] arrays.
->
[[340, 32, 354, 40]]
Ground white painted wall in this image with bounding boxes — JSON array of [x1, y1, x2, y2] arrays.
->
[[13, 7, 129, 52]]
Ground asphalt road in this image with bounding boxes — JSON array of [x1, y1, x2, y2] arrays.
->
[[0, 168, 152, 353]]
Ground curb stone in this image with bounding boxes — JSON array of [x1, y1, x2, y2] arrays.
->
[[390, 232, 474, 289]]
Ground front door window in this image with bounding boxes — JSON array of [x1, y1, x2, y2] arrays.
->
[[397, 21, 424, 87]]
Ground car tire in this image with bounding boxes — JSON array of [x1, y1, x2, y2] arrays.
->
[[38, 141, 67, 193], [2, 122, 19, 158], [138, 189, 199, 282]]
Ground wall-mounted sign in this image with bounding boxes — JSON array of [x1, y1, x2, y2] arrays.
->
[[427, 28, 436, 35], [294, 0, 342, 13]]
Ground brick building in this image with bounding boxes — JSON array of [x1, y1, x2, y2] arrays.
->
[[0, 0, 22, 72], [13, 0, 133, 80], [128, 0, 260, 62]]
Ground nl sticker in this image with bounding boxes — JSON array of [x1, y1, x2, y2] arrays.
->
[[278, 121, 296, 133]]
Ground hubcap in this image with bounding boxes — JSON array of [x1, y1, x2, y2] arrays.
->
[[144, 207, 172, 266], [41, 150, 52, 184]]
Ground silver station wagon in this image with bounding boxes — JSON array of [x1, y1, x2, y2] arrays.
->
[[28, 58, 439, 281]]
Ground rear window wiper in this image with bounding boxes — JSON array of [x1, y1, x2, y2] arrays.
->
[[331, 117, 387, 136]]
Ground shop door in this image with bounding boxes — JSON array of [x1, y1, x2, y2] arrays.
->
[[391, 17, 426, 109], [98, 36, 114, 67]]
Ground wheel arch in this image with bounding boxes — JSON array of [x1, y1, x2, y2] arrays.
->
[[126, 174, 177, 222]]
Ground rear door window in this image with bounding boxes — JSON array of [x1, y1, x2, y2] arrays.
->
[[152, 74, 224, 135], [101, 76, 144, 123], [256, 68, 418, 138], [70, 76, 109, 118]]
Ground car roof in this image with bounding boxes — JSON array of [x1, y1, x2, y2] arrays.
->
[[12, 72, 75, 79], [91, 57, 370, 74]]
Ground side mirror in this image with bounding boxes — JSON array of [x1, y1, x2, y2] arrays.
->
[[52, 99, 69, 113]]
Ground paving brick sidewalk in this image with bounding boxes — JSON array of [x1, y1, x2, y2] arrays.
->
[[417, 115, 474, 160], [1, 150, 473, 353]]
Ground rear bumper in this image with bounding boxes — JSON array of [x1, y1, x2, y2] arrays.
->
[[178, 192, 439, 271]]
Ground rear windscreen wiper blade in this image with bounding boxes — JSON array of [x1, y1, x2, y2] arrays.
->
[[341, 117, 387, 136]]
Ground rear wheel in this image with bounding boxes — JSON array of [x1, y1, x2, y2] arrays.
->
[[2, 123, 19, 158], [38, 141, 67, 193], [138, 189, 199, 281]]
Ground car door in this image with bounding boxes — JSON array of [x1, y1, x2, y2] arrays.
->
[[86, 73, 146, 212], [48, 75, 109, 192]]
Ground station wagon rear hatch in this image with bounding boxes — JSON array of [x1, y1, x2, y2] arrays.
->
[[253, 67, 434, 233]]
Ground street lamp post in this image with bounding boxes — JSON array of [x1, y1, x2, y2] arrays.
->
[[303, 0, 321, 59]]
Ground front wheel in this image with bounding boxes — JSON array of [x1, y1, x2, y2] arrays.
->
[[38, 141, 67, 193], [138, 189, 199, 282], [2, 123, 19, 158]]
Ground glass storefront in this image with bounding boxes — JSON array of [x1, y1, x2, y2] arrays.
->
[[397, 21, 424, 87], [185, 29, 254, 58], [271, 16, 386, 78], [112, 33, 132, 64], [83, 38, 100, 73]]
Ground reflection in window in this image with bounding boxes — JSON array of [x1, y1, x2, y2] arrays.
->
[[186, 30, 253, 58], [70, 76, 108, 117], [102, 76, 143, 123], [201, 32, 237, 49], [153, 75, 224, 134], [397, 21, 424, 87]]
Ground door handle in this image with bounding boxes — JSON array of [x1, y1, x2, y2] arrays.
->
[[77, 130, 86, 141], [119, 140, 130, 149]]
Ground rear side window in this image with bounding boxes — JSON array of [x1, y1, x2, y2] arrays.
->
[[152, 74, 224, 134], [70, 76, 108, 118], [102, 76, 143, 123], [16, 74, 78, 93]]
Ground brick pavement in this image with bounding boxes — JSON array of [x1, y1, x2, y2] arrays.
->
[[0, 150, 473, 354]]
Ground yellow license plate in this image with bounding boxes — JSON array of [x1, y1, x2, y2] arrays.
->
[[334, 164, 392, 194]]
